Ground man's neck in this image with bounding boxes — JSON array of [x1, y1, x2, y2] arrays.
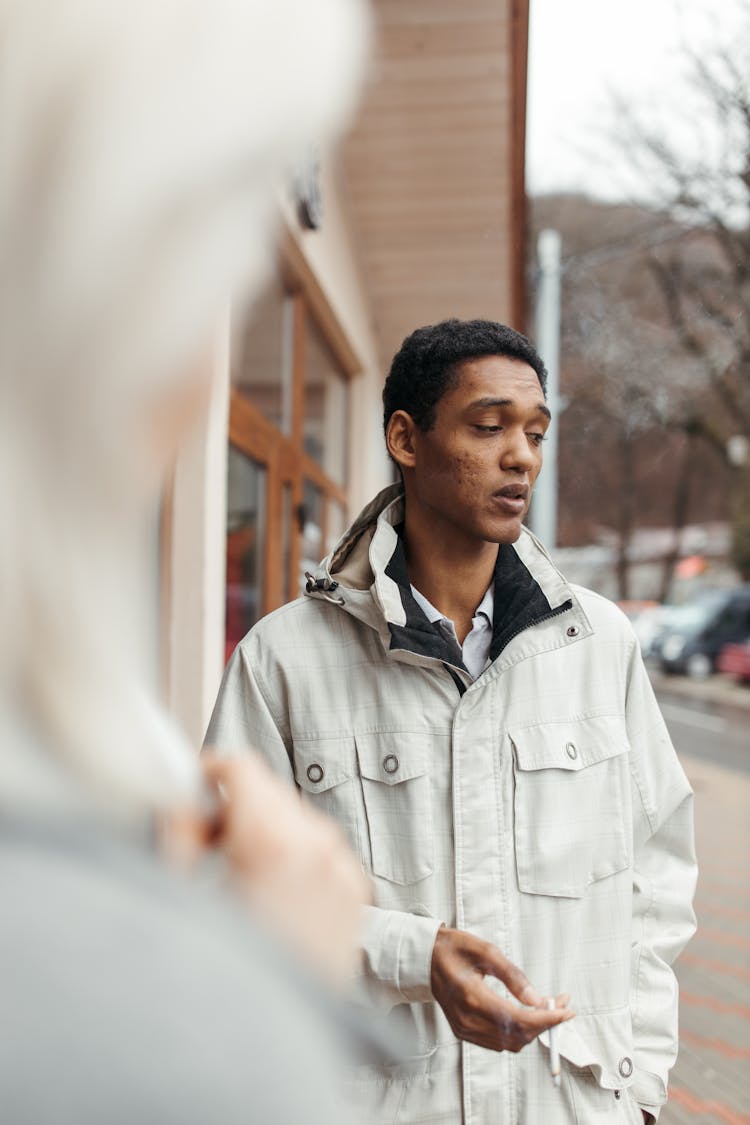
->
[[402, 507, 498, 645]]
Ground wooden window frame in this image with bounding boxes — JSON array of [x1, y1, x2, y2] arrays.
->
[[228, 288, 351, 622]]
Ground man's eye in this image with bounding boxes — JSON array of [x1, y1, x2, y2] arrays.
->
[[528, 432, 547, 446], [475, 425, 501, 433]]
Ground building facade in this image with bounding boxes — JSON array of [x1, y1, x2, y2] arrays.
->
[[163, 0, 531, 747]]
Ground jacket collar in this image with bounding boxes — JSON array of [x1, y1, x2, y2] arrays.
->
[[308, 485, 585, 672]]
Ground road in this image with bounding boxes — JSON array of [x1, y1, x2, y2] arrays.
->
[[651, 678, 750, 1125], [655, 688, 750, 776]]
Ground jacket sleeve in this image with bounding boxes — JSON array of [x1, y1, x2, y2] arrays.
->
[[355, 906, 442, 1009], [625, 639, 697, 1118], [204, 642, 442, 1009]]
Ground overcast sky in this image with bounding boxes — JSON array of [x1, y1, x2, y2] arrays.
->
[[526, 0, 746, 202]]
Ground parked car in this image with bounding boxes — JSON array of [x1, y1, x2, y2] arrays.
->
[[648, 592, 723, 665], [717, 638, 750, 684], [658, 585, 750, 678]]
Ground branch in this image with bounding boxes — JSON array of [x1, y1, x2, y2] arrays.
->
[[649, 257, 750, 432], [668, 414, 730, 463]]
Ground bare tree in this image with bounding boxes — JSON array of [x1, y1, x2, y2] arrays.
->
[[612, 6, 750, 576], [563, 292, 670, 598], [530, 190, 734, 600]]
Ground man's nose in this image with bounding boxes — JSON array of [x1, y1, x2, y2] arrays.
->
[[500, 428, 536, 471]]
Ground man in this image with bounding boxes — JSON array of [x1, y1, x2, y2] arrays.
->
[[206, 319, 697, 1124]]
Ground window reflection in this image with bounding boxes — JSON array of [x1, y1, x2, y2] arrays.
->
[[299, 479, 324, 592], [304, 318, 348, 485], [232, 277, 294, 433], [225, 447, 266, 661], [326, 500, 347, 555], [281, 483, 294, 604]]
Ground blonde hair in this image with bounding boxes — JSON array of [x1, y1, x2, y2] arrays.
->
[[0, 0, 367, 810]]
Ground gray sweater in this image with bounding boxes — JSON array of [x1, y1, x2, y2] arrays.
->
[[0, 773, 353, 1124]]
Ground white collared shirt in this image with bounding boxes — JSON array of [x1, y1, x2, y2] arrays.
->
[[410, 584, 494, 681]]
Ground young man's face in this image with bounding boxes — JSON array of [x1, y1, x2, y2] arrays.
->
[[395, 355, 550, 546]]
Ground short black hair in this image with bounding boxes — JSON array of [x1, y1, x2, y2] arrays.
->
[[382, 318, 547, 435]]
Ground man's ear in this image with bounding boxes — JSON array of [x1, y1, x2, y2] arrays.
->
[[386, 410, 418, 471]]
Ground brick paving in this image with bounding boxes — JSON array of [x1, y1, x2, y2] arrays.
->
[[660, 753, 750, 1125]]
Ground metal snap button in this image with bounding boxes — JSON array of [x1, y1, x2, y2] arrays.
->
[[306, 762, 324, 784], [565, 742, 578, 760], [383, 753, 399, 775], [618, 1056, 633, 1079], [566, 625, 579, 637]]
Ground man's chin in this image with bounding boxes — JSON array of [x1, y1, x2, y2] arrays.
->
[[482, 515, 525, 545]]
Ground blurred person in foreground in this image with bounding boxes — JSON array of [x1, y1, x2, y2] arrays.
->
[[207, 320, 697, 1124], [0, 1, 372, 1122]]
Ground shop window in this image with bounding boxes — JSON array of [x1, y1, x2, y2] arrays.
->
[[231, 277, 294, 434], [225, 447, 266, 660], [281, 483, 295, 605], [304, 316, 349, 486], [299, 479, 325, 586], [226, 282, 352, 650], [326, 499, 347, 555]]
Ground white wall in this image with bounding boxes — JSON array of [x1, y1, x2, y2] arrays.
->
[[165, 316, 230, 749]]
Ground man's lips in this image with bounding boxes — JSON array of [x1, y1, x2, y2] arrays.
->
[[494, 483, 529, 501], [492, 483, 529, 515]]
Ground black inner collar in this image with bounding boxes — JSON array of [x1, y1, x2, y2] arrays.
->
[[384, 526, 567, 672]]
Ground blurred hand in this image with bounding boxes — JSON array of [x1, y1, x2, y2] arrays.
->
[[430, 927, 574, 1053], [199, 754, 370, 986]]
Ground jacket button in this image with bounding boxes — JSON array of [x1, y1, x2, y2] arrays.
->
[[618, 1056, 633, 1078], [566, 625, 579, 637], [614, 1090, 621, 1100], [565, 742, 578, 760], [306, 763, 324, 784], [383, 753, 399, 774]]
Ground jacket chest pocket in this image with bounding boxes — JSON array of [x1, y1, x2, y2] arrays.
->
[[293, 736, 363, 862], [510, 715, 631, 898], [355, 733, 434, 885]]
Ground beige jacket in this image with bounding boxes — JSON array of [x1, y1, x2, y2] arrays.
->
[[205, 485, 697, 1125]]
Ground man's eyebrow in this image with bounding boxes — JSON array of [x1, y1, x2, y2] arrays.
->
[[468, 396, 552, 420]]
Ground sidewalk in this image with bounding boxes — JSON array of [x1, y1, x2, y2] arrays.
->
[[660, 753, 750, 1125]]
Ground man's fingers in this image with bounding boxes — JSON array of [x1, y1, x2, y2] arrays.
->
[[478, 943, 544, 1008], [516, 1005, 574, 1030], [201, 753, 249, 788], [475, 984, 575, 1032]]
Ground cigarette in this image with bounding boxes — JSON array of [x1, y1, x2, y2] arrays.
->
[[547, 996, 561, 1088]]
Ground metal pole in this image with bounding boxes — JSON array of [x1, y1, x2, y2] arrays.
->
[[530, 228, 561, 549]]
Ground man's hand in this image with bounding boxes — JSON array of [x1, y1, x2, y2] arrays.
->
[[197, 754, 370, 986], [431, 927, 574, 1053]]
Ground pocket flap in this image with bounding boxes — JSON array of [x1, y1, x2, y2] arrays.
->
[[293, 736, 357, 793], [355, 732, 428, 785], [540, 1006, 643, 1094], [511, 714, 629, 772]]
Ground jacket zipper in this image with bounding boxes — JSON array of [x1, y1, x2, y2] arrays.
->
[[496, 598, 574, 655]]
